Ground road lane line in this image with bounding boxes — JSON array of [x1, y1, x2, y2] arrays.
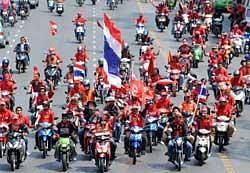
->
[[219, 153, 236, 173]]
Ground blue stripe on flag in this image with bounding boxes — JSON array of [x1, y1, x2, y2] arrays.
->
[[104, 36, 121, 76]]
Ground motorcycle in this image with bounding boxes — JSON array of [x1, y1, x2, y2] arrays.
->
[[145, 116, 158, 153], [0, 123, 9, 158], [19, 7, 27, 20], [95, 132, 111, 173], [156, 13, 169, 32], [8, 14, 15, 27], [170, 137, 184, 171], [135, 23, 145, 44], [30, 105, 43, 125], [129, 126, 143, 165], [215, 116, 230, 152], [243, 32, 250, 54], [16, 52, 28, 73], [179, 56, 191, 75], [44, 64, 60, 87], [47, 0, 55, 12], [109, 0, 115, 10], [56, 3, 64, 16], [6, 132, 26, 171], [76, 0, 84, 6], [194, 129, 211, 166], [212, 17, 223, 37], [37, 123, 53, 158], [58, 137, 71, 171], [94, 78, 109, 104], [75, 24, 85, 43], [232, 35, 243, 57], [173, 21, 184, 41], [192, 43, 203, 68], [232, 87, 245, 116], [169, 69, 181, 93], [2, 10, 9, 28]]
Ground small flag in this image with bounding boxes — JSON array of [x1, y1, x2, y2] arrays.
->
[[49, 20, 57, 36], [96, 19, 103, 29], [198, 84, 208, 101], [73, 63, 85, 81]]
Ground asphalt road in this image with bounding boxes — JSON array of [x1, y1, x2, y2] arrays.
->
[[0, 0, 249, 172]]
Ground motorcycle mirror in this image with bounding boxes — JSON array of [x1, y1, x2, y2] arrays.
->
[[64, 91, 68, 94], [61, 106, 66, 110], [23, 86, 28, 90]]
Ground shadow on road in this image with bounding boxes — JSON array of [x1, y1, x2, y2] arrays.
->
[[147, 162, 180, 172], [0, 163, 10, 171], [75, 166, 97, 173], [36, 161, 59, 171]]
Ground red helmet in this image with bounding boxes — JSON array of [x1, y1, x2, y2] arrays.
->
[[195, 31, 200, 35]]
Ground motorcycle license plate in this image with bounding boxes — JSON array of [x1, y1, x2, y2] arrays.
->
[[150, 123, 157, 131], [9, 16, 14, 20], [77, 26, 84, 32], [58, 7, 62, 10]]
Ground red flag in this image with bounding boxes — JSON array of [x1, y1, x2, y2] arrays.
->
[[130, 80, 144, 98], [148, 58, 154, 77], [49, 20, 57, 36]]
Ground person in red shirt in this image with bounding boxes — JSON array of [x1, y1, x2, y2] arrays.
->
[[94, 59, 108, 84], [28, 73, 46, 93], [124, 106, 146, 154], [153, 1, 170, 27], [218, 33, 231, 46], [239, 58, 250, 76], [192, 22, 206, 36], [15, 106, 31, 128], [231, 24, 243, 36], [72, 45, 88, 63], [69, 80, 85, 98], [178, 39, 192, 57], [44, 48, 62, 78], [135, 13, 146, 25], [231, 70, 245, 88], [34, 101, 56, 149], [192, 31, 204, 45], [212, 61, 228, 77], [143, 100, 159, 118], [155, 91, 172, 111], [32, 87, 50, 108], [215, 97, 232, 117], [72, 12, 87, 26], [0, 100, 13, 124]]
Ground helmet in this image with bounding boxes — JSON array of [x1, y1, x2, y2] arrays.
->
[[234, 70, 240, 76], [48, 48, 56, 54], [182, 39, 188, 44], [98, 59, 104, 65], [143, 30, 149, 36], [195, 31, 200, 35], [124, 43, 129, 49], [77, 12, 82, 16], [83, 79, 90, 86], [77, 45, 83, 52], [196, 21, 201, 25], [2, 58, 9, 66], [245, 54, 250, 61], [185, 92, 191, 98]]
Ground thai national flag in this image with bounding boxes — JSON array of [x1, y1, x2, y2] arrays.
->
[[73, 63, 85, 81], [198, 84, 208, 101], [103, 14, 122, 88]]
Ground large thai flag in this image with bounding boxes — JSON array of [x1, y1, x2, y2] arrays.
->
[[73, 63, 85, 81], [103, 14, 122, 88]]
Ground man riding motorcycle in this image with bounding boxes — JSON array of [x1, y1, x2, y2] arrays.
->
[[231, 24, 243, 36], [0, 58, 12, 78], [72, 12, 87, 36], [34, 101, 56, 149], [103, 96, 119, 117], [72, 45, 88, 63], [231, 70, 245, 88], [178, 39, 192, 58], [124, 105, 146, 155], [192, 31, 204, 46], [82, 80, 95, 105], [28, 73, 46, 93], [153, 1, 170, 28], [135, 13, 146, 25], [32, 87, 50, 108], [167, 112, 193, 161], [44, 48, 62, 78], [0, 73, 17, 111], [179, 92, 196, 114], [54, 113, 78, 161], [14, 36, 30, 66], [69, 80, 85, 101], [239, 56, 250, 76], [214, 97, 235, 145]]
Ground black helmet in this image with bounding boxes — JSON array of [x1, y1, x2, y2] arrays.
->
[[2, 59, 9, 66], [234, 70, 240, 76]]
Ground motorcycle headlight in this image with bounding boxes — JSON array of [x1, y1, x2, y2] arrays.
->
[[199, 147, 206, 153]]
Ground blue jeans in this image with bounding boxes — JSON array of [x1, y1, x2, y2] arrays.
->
[[112, 122, 121, 142], [78, 128, 84, 146], [167, 139, 192, 159]]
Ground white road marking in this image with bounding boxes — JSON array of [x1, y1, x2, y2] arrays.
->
[[12, 39, 15, 42], [93, 14, 96, 17], [15, 34, 18, 37], [9, 45, 13, 48], [93, 30, 96, 34], [93, 40, 96, 44], [6, 51, 10, 54], [19, 25, 23, 28], [93, 35, 96, 39], [93, 45, 96, 49], [21, 21, 25, 24], [93, 52, 96, 55], [17, 30, 21, 33], [93, 64, 97, 67], [93, 57, 97, 60]]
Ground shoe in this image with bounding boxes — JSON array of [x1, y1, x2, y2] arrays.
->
[[160, 141, 165, 145], [141, 151, 145, 155], [164, 152, 168, 156], [72, 157, 77, 161], [184, 158, 191, 162], [26, 151, 31, 156]]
